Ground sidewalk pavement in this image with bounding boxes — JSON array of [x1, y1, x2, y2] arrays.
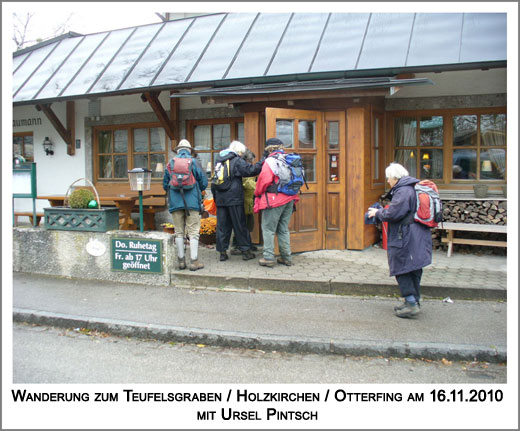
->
[[173, 245, 507, 301], [12, 247, 508, 363]]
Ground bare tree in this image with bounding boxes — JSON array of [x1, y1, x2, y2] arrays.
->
[[12, 12, 74, 51], [12, 12, 34, 51]]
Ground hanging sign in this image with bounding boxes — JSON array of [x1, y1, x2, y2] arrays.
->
[[111, 238, 162, 274]]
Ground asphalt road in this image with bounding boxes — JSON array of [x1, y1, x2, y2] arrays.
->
[[12, 322, 506, 384]]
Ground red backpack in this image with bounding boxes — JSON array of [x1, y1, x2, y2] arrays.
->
[[167, 157, 196, 190], [413, 180, 443, 228]]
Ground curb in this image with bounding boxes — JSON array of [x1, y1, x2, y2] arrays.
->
[[170, 273, 507, 301], [13, 308, 506, 364]]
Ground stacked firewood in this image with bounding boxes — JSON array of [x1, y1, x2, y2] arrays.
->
[[441, 200, 507, 225]]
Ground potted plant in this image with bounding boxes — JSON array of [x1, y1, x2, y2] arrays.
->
[[473, 184, 489, 199], [161, 223, 175, 234], [199, 217, 217, 245], [44, 179, 119, 232]]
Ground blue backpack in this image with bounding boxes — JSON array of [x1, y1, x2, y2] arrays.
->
[[266, 152, 308, 199]]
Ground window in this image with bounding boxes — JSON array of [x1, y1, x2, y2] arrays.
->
[[327, 120, 340, 182], [391, 110, 506, 185], [394, 116, 444, 180], [94, 124, 167, 181], [452, 113, 506, 181], [187, 118, 244, 174], [13, 132, 34, 162]]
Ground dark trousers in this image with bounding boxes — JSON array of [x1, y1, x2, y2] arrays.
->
[[232, 214, 254, 248], [395, 269, 423, 302], [216, 205, 252, 253]]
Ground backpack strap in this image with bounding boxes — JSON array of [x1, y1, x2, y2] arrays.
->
[[264, 154, 281, 208], [179, 188, 190, 217]]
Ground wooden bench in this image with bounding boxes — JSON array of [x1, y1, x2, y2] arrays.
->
[[14, 211, 44, 226], [436, 222, 507, 257]]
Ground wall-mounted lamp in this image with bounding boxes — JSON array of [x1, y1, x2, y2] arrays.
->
[[481, 160, 492, 172], [410, 151, 415, 158], [422, 153, 430, 160], [43, 137, 54, 155]]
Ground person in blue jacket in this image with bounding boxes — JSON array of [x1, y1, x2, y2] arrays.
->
[[367, 162, 432, 318], [163, 139, 208, 271]]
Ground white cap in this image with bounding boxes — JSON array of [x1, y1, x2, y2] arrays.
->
[[174, 139, 192, 152]]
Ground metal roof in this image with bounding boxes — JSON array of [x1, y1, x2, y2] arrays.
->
[[12, 12, 507, 105]]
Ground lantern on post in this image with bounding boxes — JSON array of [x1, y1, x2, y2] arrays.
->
[[128, 168, 151, 232]]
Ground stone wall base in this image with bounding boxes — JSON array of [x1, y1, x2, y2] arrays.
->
[[13, 228, 175, 286]]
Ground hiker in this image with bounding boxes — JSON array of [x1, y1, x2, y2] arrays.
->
[[163, 139, 208, 271], [211, 140, 263, 262], [367, 162, 432, 318], [253, 138, 300, 268], [231, 149, 258, 254]]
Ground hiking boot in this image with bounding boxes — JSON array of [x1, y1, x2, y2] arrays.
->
[[188, 259, 204, 271], [258, 258, 275, 268], [242, 250, 256, 260], [230, 248, 242, 256], [277, 257, 292, 266], [394, 301, 420, 318], [177, 256, 186, 270], [219, 252, 229, 262], [394, 300, 422, 311], [394, 301, 407, 312]]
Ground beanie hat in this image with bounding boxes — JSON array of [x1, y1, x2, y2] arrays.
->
[[265, 138, 284, 148], [174, 139, 192, 153]]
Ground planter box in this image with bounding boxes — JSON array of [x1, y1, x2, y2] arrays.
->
[[44, 207, 120, 232]]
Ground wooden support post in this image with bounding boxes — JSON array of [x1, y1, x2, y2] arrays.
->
[[346, 107, 366, 250], [141, 91, 176, 141], [66, 101, 75, 156], [170, 91, 180, 150]]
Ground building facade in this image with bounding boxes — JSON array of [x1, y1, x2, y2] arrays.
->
[[12, 13, 507, 251]]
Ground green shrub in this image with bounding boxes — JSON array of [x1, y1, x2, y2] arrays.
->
[[69, 189, 96, 209]]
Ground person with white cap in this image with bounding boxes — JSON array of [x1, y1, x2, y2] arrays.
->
[[163, 139, 208, 271]]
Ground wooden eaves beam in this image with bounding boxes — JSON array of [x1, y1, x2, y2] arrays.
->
[[35, 101, 75, 156], [141, 91, 176, 141]]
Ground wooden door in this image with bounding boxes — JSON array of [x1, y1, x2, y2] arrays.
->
[[324, 112, 347, 249], [265, 108, 324, 252]]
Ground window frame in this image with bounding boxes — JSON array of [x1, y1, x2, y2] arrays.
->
[[371, 110, 385, 187], [13, 132, 34, 162], [186, 117, 244, 173], [388, 107, 506, 186], [93, 122, 168, 183]]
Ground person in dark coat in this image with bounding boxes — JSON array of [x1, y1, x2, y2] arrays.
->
[[211, 140, 263, 262], [163, 139, 208, 271], [367, 162, 432, 318]]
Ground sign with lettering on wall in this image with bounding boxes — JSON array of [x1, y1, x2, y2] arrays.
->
[[111, 238, 162, 274]]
